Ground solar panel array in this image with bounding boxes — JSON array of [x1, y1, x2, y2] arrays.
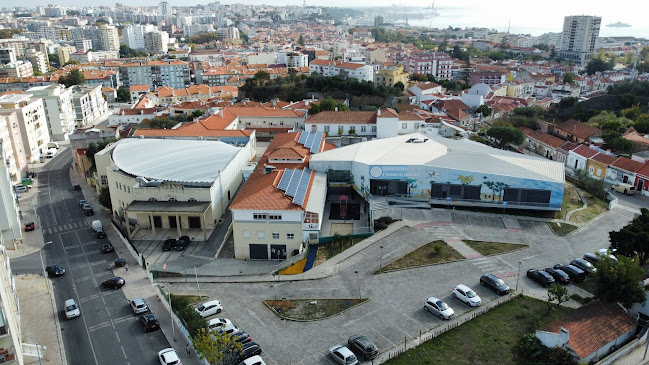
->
[[292, 168, 312, 206], [298, 131, 323, 154], [277, 167, 312, 206], [277, 168, 294, 191]]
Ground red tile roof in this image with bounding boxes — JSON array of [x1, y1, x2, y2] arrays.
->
[[129, 84, 149, 92], [590, 153, 617, 165], [307, 111, 377, 125], [229, 169, 303, 211], [557, 119, 600, 139], [571, 144, 600, 158], [610, 156, 644, 173], [539, 301, 636, 359], [519, 127, 565, 148]]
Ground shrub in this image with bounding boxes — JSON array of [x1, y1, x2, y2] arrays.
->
[[433, 244, 442, 255], [374, 221, 388, 231]]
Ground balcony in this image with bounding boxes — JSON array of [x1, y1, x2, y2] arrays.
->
[[0, 348, 14, 364]]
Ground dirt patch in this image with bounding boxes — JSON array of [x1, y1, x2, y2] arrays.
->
[[265, 298, 368, 321], [376, 240, 464, 274]]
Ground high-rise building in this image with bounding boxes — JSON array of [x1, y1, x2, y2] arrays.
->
[[144, 31, 169, 54], [119, 60, 191, 89], [0, 94, 50, 163], [0, 48, 16, 65], [559, 15, 601, 66], [159, 1, 172, 16], [406, 51, 454, 80], [123, 24, 157, 50], [71, 85, 109, 128], [98, 25, 120, 52], [27, 85, 76, 141], [0, 111, 28, 184], [74, 39, 92, 53], [57, 45, 77, 65], [24, 49, 48, 74]]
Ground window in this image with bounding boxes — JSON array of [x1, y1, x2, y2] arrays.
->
[[269, 214, 282, 220], [402, 123, 408, 129], [148, 197, 157, 201], [372, 126, 377, 132], [188, 198, 197, 202], [272, 232, 279, 239], [243, 230, 250, 239], [253, 213, 268, 220], [287, 232, 295, 240], [361, 126, 366, 132], [257, 230, 265, 239], [324, 125, 330, 133]]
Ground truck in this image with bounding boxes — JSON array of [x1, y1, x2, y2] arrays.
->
[[611, 183, 636, 195], [91, 220, 103, 232]]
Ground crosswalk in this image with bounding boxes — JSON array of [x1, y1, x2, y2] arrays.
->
[[470, 256, 517, 277], [42, 221, 89, 234]]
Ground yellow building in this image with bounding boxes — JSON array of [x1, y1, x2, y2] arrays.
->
[[587, 153, 617, 180], [374, 65, 409, 88]]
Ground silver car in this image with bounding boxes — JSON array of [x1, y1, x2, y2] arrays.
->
[[130, 298, 148, 314], [424, 297, 455, 319]]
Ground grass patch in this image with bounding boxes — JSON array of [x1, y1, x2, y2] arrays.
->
[[569, 191, 608, 224], [264, 298, 368, 321], [384, 296, 573, 365], [574, 279, 598, 295], [279, 258, 306, 275], [376, 240, 464, 274], [314, 236, 367, 267], [463, 240, 528, 256], [557, 183, 582, 220], [548, 222, 579, 236], [169, 294, 209, 305]]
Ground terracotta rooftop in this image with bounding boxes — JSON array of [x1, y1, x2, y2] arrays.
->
[[129, 84, 149, 92], [519, 127, 565, 148], [229, 169, 303, 211], [557, 119, 600, 139], [622, 127, 649, 145], [307, 111, 377, 125], [539, 301, 636, 359], [571, 144, 601, 158], [590, 153, 618, 165], [610, 156, 644, 173]]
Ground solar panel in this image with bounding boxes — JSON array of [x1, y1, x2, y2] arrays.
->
[[298, 131, 308, 144], [285, 169, 303, 197], [304, 132, 315, 150], [310, 132, 323, 153], [292, 169, 312, 206], [277, 169, 293, 192]]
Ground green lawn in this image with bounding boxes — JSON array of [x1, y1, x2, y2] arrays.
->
[[384, 296, 573, 365], [574, 279, 598, 295], [463, 240, 528, 256], [314, 236, 368, 267], [557, 183, 583, 220], [264, 298, 368, 321], [569, 192, 608, 224], [548, 222, 579, 236], [376, 240, 464, 274]]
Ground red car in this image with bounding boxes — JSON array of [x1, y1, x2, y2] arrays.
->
[[24, 222, 35, 231]]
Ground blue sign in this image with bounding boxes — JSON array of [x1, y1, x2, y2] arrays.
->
[[503, 201, 508, 207], [446, 197, 452, 202]]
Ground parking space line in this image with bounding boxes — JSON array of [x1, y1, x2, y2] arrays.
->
[[85, 250, 101, 255], [371, 327, 396, 347], [88, 321, 111, 332], [403, 313, 427, 331], [66, 253, 85, 259], [75, 275, 94, 282], [320, 352, 336, 364], [342, 311, 374, 327], [113, 315, 135, 325], [80, 294, 101, 302], [88, 260, 108, 266]]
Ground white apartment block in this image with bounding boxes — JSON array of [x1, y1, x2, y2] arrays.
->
[[122, 24, 158, 50], [24, 49, 48, 75], [0, 48, 16, 65], [0, 39, 26, 59], [57, 45, 76, 65], [74, 39, 92, 52], [0, 61, 33, 78], [215, 27, 240, 40], [144, 31, 169, 54], [0, 94, 49, 163], [285, 53, 309, 68], [309, 60, 374, 82], [119, 60, 190, 89], [71, 85, 108, 128], [559, 15, 601, 66], [0, 111, 28, 183], [27, 85, 76, 141], [98, 25, 120, 52]]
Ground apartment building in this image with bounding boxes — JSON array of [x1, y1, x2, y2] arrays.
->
[[122, 24, 158, 50], [284, 53, 309, 68], [0, 49, 16, 65], [0, 39, 26, 59], [406, 51, 454, 80], [119, 60, 191, 89], [144, 31, 169, 54], [0, 61, 33, 78], [0, 94, 49, 163], [215, 27, 240, 41], [27, 84, 76, 141], [73, 39, 92, 53], [308, 59, 374, 82], [98, 25, 120, 52], [470, 71, 508, 86], [559, 15, 601, 66], [0, 111, 28, 183], [57, 45, 77, 65], [374, 64, 409, 88], [24, 49, 48, 75], [71, 85, 108, 128]]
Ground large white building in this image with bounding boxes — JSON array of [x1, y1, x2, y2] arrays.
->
[[98, 25, 120, 52], [0, 61, 33, 78], [122, 24, 158, 50], [119, 60, 190, 89], [559, 15, 601, 66], [144, 31, 169, 54], [27, 85, 76, 141], [98, 138, 252, 241], [0, 94, 49, 163], [0, 141, 23, 250], [71, 85, 108, 128], [309, 59, 374, 82], [24, 49, 48, 75], [0, 111, 28, 183]]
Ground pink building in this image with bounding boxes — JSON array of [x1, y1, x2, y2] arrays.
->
[[406, 52, 453, 80]]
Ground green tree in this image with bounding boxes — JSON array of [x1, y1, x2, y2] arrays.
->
[[558, 96, 578, 109], [593, 255, 645, 308], [98, 187, 112, 210], [119, 44, 148, 58], [320, 96, 337, 111], [476, 104, 491, 117], [586, 58, 611, 75], [193, 327, 243, 365], [33, 71, 43, 76], [393, 81, 405, 92], [48, 53, 60, 68], [562, 72, 574, 84], [116, 87, 130, 103], [297, 34, 305, 46], [621, 105, 642, 121], [0, 28, 23, 39], [634, 114, 649, 133], [618, 93, 637, 109], [486, 126, 525, 149], [149, 117, 180, 129], [611, 137, 634, 154], [547, 284, 569, 313], [58, 69, 86, 87], [308, 103, 322, 115], [191, 109, 205, 119], [609, 208, 649, 266]]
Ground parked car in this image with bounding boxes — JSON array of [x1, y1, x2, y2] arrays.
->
[[583, 253, 599, 265], [231, 330, 252, 344], [101, 243, 114, 253], [233, 342, 262, 364], [597, 249, 618, 262], [214, 323, 239, 336], [130, 298, 149, 314], [81, 203, 91, 211], [64, 298, 80, 319], [207, 318, 232, 330], [46, 264, 65, 277], [175, 235, 190, 251], [554, 264, 586, 282], [96, 229, 106, 239], [570, 258, 597, 275], [526, 269, 555, 287], [452, 284, 481, 306], [195, 300, 223, 318], [347, 335, 379, 360], [424, 297, 455, 320], [91, 220, 103, 233], [611, 183, 636, 195], [84, 206, 94, 216], [102, 277, 125, 289], [24, 222, 35, 231], [140, 313, 160, 331], [239, 355, 265, 365], [162, 238, 175, 251], [479, 274, 510, 295], [79, 199, 88, 207], [328, 345, 359, 365], [158, 348, 181, 365], [14, 185, 27, 193], [544, 268, 571, 284]]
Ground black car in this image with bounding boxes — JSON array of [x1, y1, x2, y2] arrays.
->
[[96, 229, 106, 238], [101, 243, 114, 253], [570, 258, 597, 275], [162, 238, 175, 251], [544, 268, 571, 284], [231, 331, 252, 344], [84, 206, 94, 216], [234, 342, 262, 363], [174, 235, 190, 251], [583, 253, 599, 265], [348, 334, 379, 360], [140, 314, 160, 331], [479, 274, 510, 295], [526, 269, 555, 287], [102, 277, 125, 289], [553, 264, 586, 282], [45, 264, 65, 277]]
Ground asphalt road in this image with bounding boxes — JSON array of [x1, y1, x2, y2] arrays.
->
[[11, 150, 169, 365]]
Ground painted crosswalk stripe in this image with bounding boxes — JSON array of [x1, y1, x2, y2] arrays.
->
[[88, 321, 111, 332]]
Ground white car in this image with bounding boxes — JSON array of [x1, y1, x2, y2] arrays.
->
[[130, 298, 149, 314], [195, 300, 223, 318], [452, 284, 481, 307], [207, 318, 232, 330], [239, 355, 265, 365], [424, 297, 455, 319], [214, 323, 239, 336], [328, 345, 359, 365], [64, 298, 80, 319], [158, 348, 181, 365]]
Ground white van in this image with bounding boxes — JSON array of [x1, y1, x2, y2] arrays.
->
[[46, 148, 57, 158], [91, 220, 103, 232], [64, 298, 80, 319], [611, 183, 636, 195]]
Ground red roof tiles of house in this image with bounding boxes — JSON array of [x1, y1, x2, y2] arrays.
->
[[622, 127, 649, 145], [557, 119, 600, 139], [572, 144, 601, 158], [591, 153, 617, 165], [129, 84, 149, 92], [519, 127, 565, 148], [307, 111, 378, 124], [539, 301, 636, 359], [610, 156, 644, 173]]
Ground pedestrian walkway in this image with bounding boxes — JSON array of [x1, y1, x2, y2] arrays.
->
[[302, 244, 318, 272], [443, 238, 483, 259]]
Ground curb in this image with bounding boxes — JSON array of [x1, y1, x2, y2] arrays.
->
[[262, 298, 372, 322]]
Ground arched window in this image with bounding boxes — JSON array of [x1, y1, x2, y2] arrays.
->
[[148, 197, 157, 201]]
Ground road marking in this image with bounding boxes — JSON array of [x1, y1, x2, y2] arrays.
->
[[247, 308, 266, 327], [403, 313, 427, 330], [85, 250, 101, 255], [75, 275, 94, 282], [80, 294, 101, 302], [88, 260, 108, 266], [66, 253, 86, 259], [115, 332, 120, 342], [113, 315, 135, 325], [88, 321, 111, 332], [371, 327, 396, 346], [121, 345, 127, 359], [321, 352, 337, 364], [342, 311, 374, 327]]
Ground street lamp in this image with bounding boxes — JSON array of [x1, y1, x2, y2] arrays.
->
[[273, 273, 278, 301], [153, 283, 175, 341], [40, 241, 52, 293], [354, 271, 361, 301], [379, 246, 383, 272], [515, 261, 522, 292]]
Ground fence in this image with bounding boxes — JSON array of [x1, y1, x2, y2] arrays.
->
[[385, 293, 517, 361], [110, 219, 143, 266], [318, 230, 373, 244]]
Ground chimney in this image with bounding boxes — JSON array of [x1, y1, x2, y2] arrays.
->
[[335, 107, 338, 111], [377, 109, 381, 116], [219, 109, 224, 118]]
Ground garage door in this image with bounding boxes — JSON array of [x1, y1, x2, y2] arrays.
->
[[249, 244, 268, 260]]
